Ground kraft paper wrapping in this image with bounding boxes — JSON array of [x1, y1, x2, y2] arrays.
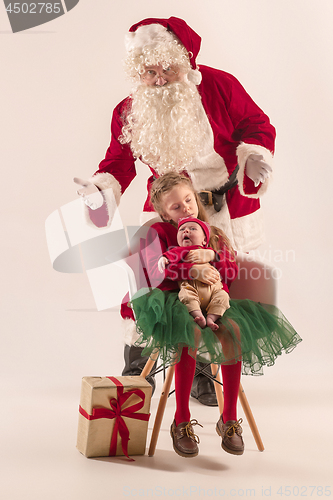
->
[[77, 376, 152, 458]]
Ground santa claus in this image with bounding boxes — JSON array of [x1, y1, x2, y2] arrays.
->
[[75, 17, 276, 404]]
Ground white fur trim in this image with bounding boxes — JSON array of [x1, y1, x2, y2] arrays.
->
[[187, 68, 202, 85], [203, 202, 236, 249], [187, 104, 229, 191], [83, 173, 121, 229], [231, 209, 265, 252], [189, 151, 229, 192], [125, 24, 176, 54], [89, 172, 122, 201], [122, 317, 142, 346], [236, 142, 274, 198]]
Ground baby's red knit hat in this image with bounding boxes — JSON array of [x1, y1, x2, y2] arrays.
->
[[178, 217, 210, 246]]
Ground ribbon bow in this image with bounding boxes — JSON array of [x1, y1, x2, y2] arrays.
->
[[79, 377, 150, 459]]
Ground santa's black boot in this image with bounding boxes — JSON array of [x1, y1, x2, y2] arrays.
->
[[190, 361, 218, 406], [122, 345, 156, 395]]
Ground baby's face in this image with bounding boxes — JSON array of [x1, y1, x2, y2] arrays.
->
[[177, 222, 206, 247]]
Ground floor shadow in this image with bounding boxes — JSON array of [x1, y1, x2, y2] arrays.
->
[[91, 451, 180, 472], [91, 449, 230, 472]]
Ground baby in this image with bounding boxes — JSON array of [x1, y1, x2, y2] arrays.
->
[[158, 217, 230, 330]]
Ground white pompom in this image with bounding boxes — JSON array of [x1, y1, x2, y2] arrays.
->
[[187, 69, 202, 85], [124, 32, 136, 52]]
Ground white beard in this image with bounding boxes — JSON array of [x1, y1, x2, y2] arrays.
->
[[120, 80, 214, 175]]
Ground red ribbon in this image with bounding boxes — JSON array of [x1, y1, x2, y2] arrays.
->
[[79, 376, 150, 459]]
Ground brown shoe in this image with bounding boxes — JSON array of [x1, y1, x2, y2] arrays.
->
[[170, 419, 202, 458], [216, 416, 244, 455]]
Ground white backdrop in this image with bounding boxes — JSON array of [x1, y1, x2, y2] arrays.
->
[[1, 0, 333, 497]]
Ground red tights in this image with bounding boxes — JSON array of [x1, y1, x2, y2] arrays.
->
[[174, 347, 242, 425], [174, 348, 196, 426], [221, 361, 242, 422]]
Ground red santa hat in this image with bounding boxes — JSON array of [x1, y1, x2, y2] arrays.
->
[[125, 17, 202, 85], [178, 217, 211, 247]]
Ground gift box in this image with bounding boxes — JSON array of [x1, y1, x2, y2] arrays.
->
[[77, 376, 152, 458]]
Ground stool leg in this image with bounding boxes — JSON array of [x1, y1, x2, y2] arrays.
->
[[148, 364, 175, 457], [139, 349, 159, 380], [238, 382, 264, 451], [210, 364, 224, 415]]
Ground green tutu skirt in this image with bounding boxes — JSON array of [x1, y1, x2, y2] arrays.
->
[[130, 288, 302, 375]]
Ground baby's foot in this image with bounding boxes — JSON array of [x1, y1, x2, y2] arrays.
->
[[206, 314, 220, 331], [190, 310, 206, 328]]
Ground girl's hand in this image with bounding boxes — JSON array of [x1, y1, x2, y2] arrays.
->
[[190, 264, 220, 284], [186, 248, 215, 264]]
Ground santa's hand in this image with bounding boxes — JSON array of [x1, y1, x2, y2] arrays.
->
[[74, 177, 104, 210], [158, 256, 169, 273], [245, 154, 272, 187]]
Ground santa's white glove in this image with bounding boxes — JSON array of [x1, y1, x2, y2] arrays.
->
[[74, 177, 104, 210], [245, 154, 272, 188], [158, 256, 169, 273]]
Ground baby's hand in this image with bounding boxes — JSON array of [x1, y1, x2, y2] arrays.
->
[[158, 256, 169, 273], [186, 248, 215, 264]]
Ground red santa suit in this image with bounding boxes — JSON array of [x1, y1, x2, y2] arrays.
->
[[86, 17, 276, 253]]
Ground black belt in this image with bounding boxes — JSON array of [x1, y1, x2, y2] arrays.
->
[[199, 165, 239, 212]]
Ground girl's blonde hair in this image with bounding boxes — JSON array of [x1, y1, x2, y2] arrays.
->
[[150, 172, 235, 255]]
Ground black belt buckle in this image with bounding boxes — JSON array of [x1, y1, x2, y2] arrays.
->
[[212, 192, 224, 212], [199, 165, 239, 213], [199, 190, 213, 206], [199, 190, 224, 212]]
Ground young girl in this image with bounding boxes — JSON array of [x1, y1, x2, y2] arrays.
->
[[130, 172, 301, 458]]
